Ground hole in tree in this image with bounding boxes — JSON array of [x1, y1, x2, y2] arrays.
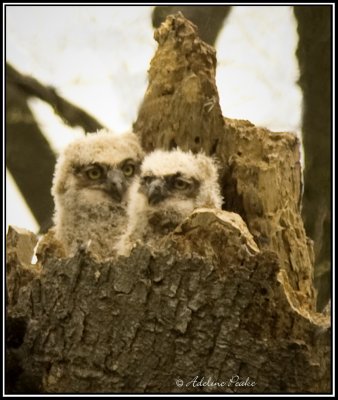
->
[[211, 139, 219, 155], [169, 139, 177, 150]]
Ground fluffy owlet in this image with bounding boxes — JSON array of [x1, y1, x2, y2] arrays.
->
[[117, 149, 223, 255], [41, 130, 144, 261]]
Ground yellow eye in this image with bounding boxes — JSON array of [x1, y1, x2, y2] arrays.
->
[[174, 179, 189, 190], [86, 167, 102, 180], [123, 164, 135, 177]]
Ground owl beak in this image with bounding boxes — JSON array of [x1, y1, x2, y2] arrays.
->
[[147, 179, 167, 205], [107, 170, 126, 202]]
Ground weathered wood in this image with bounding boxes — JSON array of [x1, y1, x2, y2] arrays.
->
[[134, 13, 225, 155], [6, 210, 330, 393], [152, 6, 231, 46], [134, 12, 316, 311]]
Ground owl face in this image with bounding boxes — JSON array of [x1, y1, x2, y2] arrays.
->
[[139, 172, 200, 205], [52, 130, 144, 211], [117, 149, 223, 255], [127, 149, 222, 235], [73, 158, 140, 203], [137, 149, 222, 211]]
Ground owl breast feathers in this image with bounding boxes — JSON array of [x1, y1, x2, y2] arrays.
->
[[47, 129, 144, 260], [116, 149, 223, 255]]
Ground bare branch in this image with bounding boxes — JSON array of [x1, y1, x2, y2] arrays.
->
[[6, 63, 105, 133]]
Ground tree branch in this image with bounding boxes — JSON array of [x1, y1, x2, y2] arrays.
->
[[294, 6, 332, 310], [6, 63, 106, 232], [6, 81, 56, 232], [6, 63, 105, 133]]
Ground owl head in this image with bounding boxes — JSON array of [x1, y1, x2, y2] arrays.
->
[[125, 149, 223, 238], [52, 130, 144, 214], [138, 148, 223, 209]]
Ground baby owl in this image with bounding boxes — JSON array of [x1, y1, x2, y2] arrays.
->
[[117, 149, 223, 255], [48, 130, 144, 260]]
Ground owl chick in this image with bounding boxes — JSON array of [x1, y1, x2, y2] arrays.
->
[[117, 149, 223, 255], [47, 130, 144, 260]]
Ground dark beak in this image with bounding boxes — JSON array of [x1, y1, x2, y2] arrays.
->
[[147, 179, 167, 205], [107, 170, 126, 202]]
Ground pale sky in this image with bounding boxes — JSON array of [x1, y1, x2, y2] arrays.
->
[[5, 5, 302, 234]]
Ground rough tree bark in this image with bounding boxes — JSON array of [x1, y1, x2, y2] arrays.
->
[[152, 5, 231, 46], [134, 13, 317, 312], [6, 13, 331, 394]]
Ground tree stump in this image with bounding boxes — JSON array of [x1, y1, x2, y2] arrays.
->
[[6, 13, 330, 394]]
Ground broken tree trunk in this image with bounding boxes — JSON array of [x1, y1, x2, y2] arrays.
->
[[134, 13, 317, 312], [6, 13, 331, 394]]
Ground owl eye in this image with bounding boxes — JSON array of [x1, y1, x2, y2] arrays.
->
[[86, 166, 103, 180], [141, 176, 153, 185], [122, 163, 135, 177], [174, 178, 189, 190]]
